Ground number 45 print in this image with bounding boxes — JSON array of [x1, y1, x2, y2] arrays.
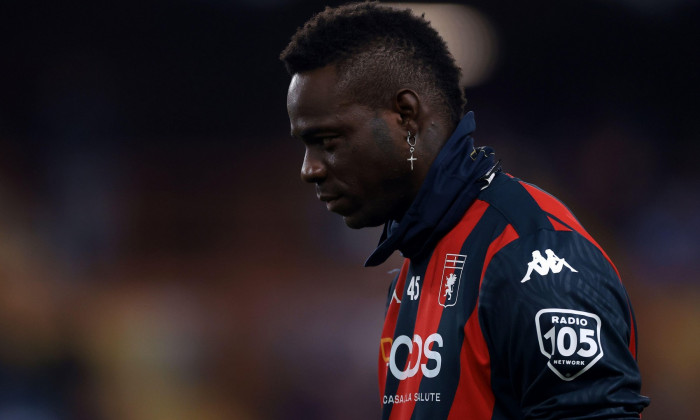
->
[[407, 276, 420, 301]]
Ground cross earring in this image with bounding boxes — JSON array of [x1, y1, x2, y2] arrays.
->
[[407, 131, 417, 170]]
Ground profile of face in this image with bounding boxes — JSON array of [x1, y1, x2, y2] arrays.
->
[[287, 65, 416, 229]]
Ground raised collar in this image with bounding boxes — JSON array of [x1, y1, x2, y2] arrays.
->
[[365, 112, 496, 267]]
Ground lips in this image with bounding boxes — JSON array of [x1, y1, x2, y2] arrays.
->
[[319, 194, 339, 207], [317, 193, 345, 212], [318, 194, 340, 202]]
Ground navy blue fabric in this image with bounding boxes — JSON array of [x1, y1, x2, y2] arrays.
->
[[479, 228, 650, 419], [379, 174, 650, 418], [365, 112, 496, 267], [372, 113, 648, 418]]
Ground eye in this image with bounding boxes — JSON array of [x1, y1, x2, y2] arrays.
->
[[319, 135, 339, 143], [318, 135, 340, 149]]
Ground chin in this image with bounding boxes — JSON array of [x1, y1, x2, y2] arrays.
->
[[342, 213, 385, 230]]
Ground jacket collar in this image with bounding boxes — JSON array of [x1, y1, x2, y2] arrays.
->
[[365, 112, 497, 267]]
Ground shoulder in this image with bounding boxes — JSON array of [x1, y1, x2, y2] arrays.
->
[[477, 173, 619, 277], [477, 173, 582, 238], [435, 173, 592, 284], [475, 174, 627, 318]]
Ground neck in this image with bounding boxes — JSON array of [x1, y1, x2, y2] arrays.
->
[[408, 118, 455, 194]]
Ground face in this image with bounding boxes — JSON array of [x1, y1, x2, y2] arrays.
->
[[287, 65, 416, 229]]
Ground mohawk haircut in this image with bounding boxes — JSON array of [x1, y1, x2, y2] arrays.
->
[[280, 1, 465, 125]]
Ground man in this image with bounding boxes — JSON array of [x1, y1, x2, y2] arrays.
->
[[281, 2, 649, 419]]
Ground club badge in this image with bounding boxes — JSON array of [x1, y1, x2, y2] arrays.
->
[[439, 254, 467, 307]]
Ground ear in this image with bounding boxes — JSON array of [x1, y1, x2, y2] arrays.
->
[[393, 89, 420, 130]]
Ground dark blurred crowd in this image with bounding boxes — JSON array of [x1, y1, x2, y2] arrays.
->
[[0, 1, 697, 419]]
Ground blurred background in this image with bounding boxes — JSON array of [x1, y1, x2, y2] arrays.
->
[[0, 0, 698, 419]]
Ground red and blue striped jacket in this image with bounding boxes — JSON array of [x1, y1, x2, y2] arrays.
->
[[367, 113, 649, 419]]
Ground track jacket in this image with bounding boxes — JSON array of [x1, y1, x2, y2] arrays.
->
[[366, 112, 650, 419]]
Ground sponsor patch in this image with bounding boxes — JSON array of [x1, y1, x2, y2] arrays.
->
[[383, 392, 441, 405], [385, 333, 443, 380], [535, 308, 603, 381], [439, 254, 467, 307]]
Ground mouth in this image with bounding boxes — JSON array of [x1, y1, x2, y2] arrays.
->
[[318, 194, 343, 212]]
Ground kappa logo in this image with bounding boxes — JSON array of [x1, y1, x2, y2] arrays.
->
[[391, 289, 402, 305], [521, 249, 578, 283], [439, 254, 467, 307]]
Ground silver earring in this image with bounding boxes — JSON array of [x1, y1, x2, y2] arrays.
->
[[407, 131, 417, 170]]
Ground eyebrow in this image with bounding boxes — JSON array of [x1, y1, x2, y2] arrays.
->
[[293, 126, 337, 140]]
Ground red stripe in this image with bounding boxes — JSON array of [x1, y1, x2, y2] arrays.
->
[[521, 182, 637, 358], [478, 225, 520, 289], [519, 182, 619, 277], [386, 199, 490, 419], [547, 215, 572, 232], [629, 310, 637, 359], [379, 259, 411, 400], [448, 224, 519, 419]]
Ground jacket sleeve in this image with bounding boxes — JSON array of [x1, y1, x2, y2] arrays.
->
[[478, 229, 650, 419]]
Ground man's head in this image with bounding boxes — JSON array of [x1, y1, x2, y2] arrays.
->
[[281, 1, 464, 126], [282, 2, 464, 229]]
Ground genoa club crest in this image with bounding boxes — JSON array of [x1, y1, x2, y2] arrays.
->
[[439, 254, 467, 307]]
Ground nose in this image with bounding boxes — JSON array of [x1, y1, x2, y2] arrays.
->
[[300, 148, 327, 183]]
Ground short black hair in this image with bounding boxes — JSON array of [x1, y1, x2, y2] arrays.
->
[[280, 1, 465, 125]]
